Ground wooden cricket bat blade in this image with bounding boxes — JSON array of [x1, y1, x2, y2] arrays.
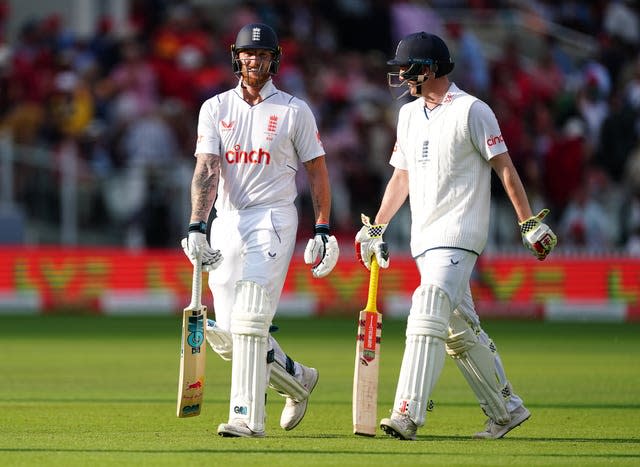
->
[[352, 309, 382, 436], [177, 307, 207, 417]]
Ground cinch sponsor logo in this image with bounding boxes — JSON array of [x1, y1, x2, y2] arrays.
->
[[233, 406, 248, 415], [225, 145, 271, 164], [487, 134, 504, 146]]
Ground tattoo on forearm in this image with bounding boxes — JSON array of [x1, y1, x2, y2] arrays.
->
[[191, 156, 220, 221]]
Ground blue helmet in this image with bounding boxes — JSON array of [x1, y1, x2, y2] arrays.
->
[[231, 23, 282, 75], [388, 32, 454, 80]]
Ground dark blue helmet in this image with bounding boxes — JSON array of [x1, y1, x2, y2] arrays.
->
[[388, 32, 454, 80], [231, 23, 281, 75]]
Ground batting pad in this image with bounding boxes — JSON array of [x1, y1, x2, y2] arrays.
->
[[206, 319, 233, 361], [229, 281, 273, 433], [446, 312, 510, 424], [206, 318, 308, 402], [394, 285, 450, 426], [268, 340, 308, 402]]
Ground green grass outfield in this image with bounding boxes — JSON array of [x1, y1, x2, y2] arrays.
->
[[1, 315, 639, 466]]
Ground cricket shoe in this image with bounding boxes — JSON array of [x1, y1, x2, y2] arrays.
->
[[279, 366, 319, 430], [217, 420, 265, 438], [474, 404, 531, 439], [380, 412, 418, 440]]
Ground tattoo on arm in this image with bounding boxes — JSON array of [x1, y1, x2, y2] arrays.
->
[[191, 155, 220, 222]]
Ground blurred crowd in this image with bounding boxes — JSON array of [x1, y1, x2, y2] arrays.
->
[[1, 0, 640, 254]]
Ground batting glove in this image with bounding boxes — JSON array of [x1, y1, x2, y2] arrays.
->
[[181, 221, 223, 272], [519, 209, 558, 261], [304, 223, 340, 278], [355, 214, 390, 270]]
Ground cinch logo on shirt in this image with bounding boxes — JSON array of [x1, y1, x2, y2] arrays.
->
[[225, 145, 271, 164], [487, 134, 504, 146]]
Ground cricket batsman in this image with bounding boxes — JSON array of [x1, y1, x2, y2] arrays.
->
[[355, 31, 557, 440], [182, 23, 339, 437]]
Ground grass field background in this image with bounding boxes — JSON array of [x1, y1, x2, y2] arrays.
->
[[1, 314, 639, 466]]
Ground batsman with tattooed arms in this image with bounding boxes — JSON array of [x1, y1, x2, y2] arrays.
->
[[181, 23, 339, 438], [355, 32, 557, 440]]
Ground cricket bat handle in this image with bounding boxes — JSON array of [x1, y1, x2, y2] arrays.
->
[[364, 257, 380, 313], [186, 254, 203, 312]]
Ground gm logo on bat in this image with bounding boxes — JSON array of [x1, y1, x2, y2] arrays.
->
[[187, 315, 205, 352], [182, 404, 201, 415]]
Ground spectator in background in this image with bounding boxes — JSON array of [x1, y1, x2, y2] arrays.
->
[[575, 61, 611, 151], [541, 117, 588, 218], [594, 88, 638, 184], [106, 37, 158, 124], [558, 175, 616, 251], [446, 21, 490, 99], [489, 38, 534, 116]]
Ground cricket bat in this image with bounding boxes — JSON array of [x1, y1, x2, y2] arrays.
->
[[353, 256, 382, 436], [176, 257, 207, 418]]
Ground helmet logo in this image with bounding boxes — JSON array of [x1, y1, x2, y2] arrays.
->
[[252, 27, 261, 41]]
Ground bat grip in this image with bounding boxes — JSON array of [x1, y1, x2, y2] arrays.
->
[[187, 254, 203, 311], [364, 257, 380, 312]]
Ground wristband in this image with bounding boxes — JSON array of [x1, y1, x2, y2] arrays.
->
[[188, 221, 207, 234], [314, 223, 330, 235]]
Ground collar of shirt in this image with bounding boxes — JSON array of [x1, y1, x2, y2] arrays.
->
[[423, 82, 463, 119]]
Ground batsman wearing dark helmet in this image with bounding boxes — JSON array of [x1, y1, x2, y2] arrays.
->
[[355, 32, 557, 440], [182, 23, 339, 437]]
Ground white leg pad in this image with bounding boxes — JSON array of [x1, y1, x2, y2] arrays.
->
[[446, 312, 510, 424], [268, 339, 308, 402], [229, 281, 273, 433], [206, 319, 233, 361], [394, 285, 451, 426], [206, 319, 307, 401]]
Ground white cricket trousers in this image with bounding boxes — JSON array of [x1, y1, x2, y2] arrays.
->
[[207, 204, 298, 331]]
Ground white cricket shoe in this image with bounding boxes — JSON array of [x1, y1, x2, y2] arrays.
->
[[474, 404, 531, 439], [279, 366, 319, 430], [217, 420, 265, 438], [380, 412, 418, 440]]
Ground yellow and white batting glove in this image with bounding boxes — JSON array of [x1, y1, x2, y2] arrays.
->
[[355, 214, 390, 270], [181, 221, 223, 272], [519, 209, 558, 261], [304, 223, 340, 278]]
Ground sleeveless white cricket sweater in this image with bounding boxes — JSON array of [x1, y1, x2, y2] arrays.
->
[[390, 84, 506, 256]]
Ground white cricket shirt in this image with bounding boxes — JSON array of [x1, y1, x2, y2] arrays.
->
[[195, 79, 325, 212], [390, 83, 508, 256]]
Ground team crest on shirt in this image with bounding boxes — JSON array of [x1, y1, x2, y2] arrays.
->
[[419, 140, 430, 164], [265, 115, 278, 141]]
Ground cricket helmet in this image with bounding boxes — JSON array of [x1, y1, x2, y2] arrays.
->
[[387, 32, 454, 80], [231, 23, 282, 75]]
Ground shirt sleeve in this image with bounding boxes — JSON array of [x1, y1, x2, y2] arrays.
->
[[194, 99, 221, 156], [468, 100, 508, 161], [389, 140, 407, 169], [292, 99, 325, 162]]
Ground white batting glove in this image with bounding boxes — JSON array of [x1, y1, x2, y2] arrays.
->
[[181, 222, 223, 271], [519, 209, 558, 261], [355, 213, 390, 270], [304, 223, 340, 278]]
